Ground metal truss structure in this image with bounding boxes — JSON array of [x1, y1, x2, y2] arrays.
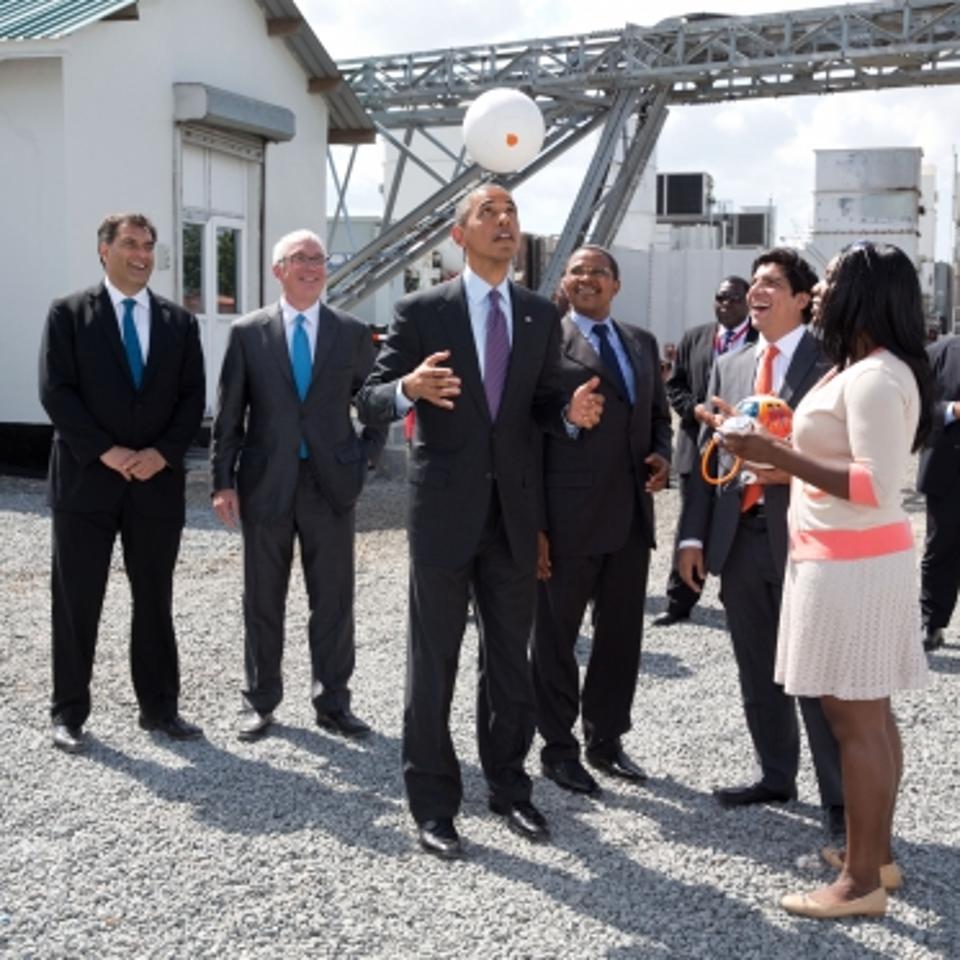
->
[[327, 0, 960, 307]]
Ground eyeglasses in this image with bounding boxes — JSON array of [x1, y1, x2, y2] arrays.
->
[[715, 292, 744, 304], [567, 265, 613, 279], [283, 253, 328, 268]]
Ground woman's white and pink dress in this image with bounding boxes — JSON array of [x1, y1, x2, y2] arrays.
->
[[776, 349, 929, 699]]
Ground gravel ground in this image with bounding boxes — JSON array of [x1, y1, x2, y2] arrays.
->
[[0, 462, 957, 959]]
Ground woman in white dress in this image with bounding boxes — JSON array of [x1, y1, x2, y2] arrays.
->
[[723, 242, 932, 919]]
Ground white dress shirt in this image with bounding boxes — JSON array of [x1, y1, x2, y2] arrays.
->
[[280, 297, 321, 361]]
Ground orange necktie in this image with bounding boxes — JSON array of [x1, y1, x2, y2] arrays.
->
[[741, 343, 779, 513]]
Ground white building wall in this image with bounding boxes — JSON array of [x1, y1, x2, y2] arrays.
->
[[613, 246, 758, 349], [811, 147, 922, 269], [0, 0, 330, 424], [0, 57, 67, 423]]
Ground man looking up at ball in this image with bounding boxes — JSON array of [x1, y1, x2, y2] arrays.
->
[[357, 184, 604, 858]]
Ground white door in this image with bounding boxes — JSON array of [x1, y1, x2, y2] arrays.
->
[[179, 126, 262, 414]]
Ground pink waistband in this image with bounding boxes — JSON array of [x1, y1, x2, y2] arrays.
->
[[790, 520, 914, 561]]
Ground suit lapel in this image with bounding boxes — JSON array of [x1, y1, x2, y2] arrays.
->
[[93, 285, 133, 387], [441, 278, 487, 420], [561, 314, 605, 381], [612, 318, 642, 399], [780, 330, 818, 408], [313, 304, 340, 386], [140, 292, 169, 392], [267, 305, 297, 394]]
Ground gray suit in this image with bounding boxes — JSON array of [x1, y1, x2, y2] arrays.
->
[[679, 330, 842, 807], [211, 302, 385, 715]]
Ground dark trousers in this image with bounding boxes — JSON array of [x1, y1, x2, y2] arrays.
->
[[719, 514, 843, 809], [920, 492, 960, 632], [404, 491, 536, 823], [51, 502, 183, 728], [533, 519, 650, 764], [240, 463, 355, 716], [664, 473, 702, 617]]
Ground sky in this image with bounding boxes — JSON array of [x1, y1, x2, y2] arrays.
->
[[303, 0, 959, 260]]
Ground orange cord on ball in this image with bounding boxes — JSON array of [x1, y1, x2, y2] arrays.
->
[[700, 435, 742, 486]]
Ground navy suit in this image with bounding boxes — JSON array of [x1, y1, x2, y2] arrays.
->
[[918, 336, 960, 634], [39, 283, 205, 727]]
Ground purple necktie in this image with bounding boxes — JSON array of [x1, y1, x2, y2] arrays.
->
[[484, 289, 510, 419]]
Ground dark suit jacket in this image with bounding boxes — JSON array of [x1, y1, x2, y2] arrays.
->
[[39, 283, 205, 519], [542, 316, 672, 557], [211, 302, 385, 521], [356, 276, 567, 571], [666, 321, 758, 477], [917, 336, 960, 498], [679, 329, 830, 579]]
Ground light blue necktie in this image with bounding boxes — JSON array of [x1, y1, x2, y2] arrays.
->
[[291, 313, 311, 458], [121, 298, 144, 389]]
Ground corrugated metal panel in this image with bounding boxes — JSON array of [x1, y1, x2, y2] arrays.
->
[[0, 0, 135, 40], [253, 0, 375, 141], [0, 0, 374, 139]]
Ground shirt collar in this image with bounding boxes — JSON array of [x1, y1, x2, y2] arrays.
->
[[462, 265, 511, 307], [758, 323, 805, 362], [104, 276, 149, 310], [570, 311, 613, 341], [280, 297, 321, 328]]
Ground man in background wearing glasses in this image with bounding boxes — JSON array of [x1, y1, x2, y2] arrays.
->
[[653, 276, 755, 627], [211, 229, 386, 741]]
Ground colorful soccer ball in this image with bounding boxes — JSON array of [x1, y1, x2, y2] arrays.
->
[[734, 394, 793, 439]]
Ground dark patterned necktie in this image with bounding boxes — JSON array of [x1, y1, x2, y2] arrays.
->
[[484, 290, 510, 419], [594, 323, 631, 403]]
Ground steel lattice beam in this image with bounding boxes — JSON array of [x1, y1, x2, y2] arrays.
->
[[327, 0, 960, 307]]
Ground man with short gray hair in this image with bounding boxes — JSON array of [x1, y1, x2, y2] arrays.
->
[[211, 228, 385, 741]]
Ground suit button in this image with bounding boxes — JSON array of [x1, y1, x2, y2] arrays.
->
[[485, 472, 495, 480]]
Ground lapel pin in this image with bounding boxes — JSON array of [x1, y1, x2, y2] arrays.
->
[[524, 315, 532, 324]]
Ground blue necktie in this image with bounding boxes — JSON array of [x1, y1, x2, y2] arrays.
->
[[291, 313, 311, 458], [594, 323, 631, 404], [122, 298, 144, 389]]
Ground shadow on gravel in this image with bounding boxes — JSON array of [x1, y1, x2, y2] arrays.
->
[[468, 796, 897, 958], [471, 775, 956, 956], [84, 733, 406, 852]]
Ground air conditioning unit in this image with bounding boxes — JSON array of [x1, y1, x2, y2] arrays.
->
[[656, 172, 714, 219], [726, 211, 771, 248]]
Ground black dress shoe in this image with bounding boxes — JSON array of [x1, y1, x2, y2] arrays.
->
[[488, 798, 550, 842], [586, 747, 648, 783], [923, 628, 945, 652], [52, 723, 86, 754], [417, 818, 462, 859], [237, 710, 273, 741], [542, 758, 600, 795], [315, 708, 371, 738], [138, 714, 203, 740], [713, 781, 795, 808], [652, 610, 690, 627]]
